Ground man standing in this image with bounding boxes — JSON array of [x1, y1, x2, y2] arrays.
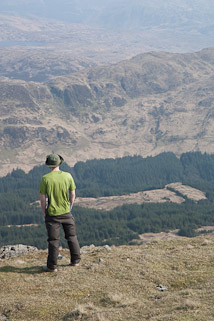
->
[[40, 154, 81, 272]]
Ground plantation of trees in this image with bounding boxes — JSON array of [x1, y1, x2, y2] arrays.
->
[[0, 151, 214, 248]]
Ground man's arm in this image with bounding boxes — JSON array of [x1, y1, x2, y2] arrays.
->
[[69, 189, 76, 211], [40, 193, 46, 217]]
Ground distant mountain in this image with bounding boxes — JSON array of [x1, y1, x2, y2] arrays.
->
[[0, 1, 214, 75], [1, 48, 214, 175], [1, 0, 214, 32]]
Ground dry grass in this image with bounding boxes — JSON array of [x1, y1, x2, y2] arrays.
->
[[0, 235, 214, 320]]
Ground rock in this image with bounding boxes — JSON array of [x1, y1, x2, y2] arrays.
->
[[63, 309, 81, 320], [201, 239, 212, 246], [157, 284, 168, 291], [80, 244, 96, 253], [187, 244, 194, 250], [102, 245, 112, 251], [0, 314, 9, 321], [0, 244, 38, 260], [122, 257, 130, 261]]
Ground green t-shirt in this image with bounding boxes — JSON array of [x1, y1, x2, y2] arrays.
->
[[40, 171, 76, 216]]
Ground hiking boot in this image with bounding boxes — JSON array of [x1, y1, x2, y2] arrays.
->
[[70, 261, 80, 267], [42, 265, 57, 272]]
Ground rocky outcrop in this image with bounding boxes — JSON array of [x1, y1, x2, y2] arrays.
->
[[1, 125, 76, 148], [0, 244, 38, 260]]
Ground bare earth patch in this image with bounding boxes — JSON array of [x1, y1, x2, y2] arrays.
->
[[139, 230, 182, 242], [75, 183, 206, 210], [166, 182, 207, 202]]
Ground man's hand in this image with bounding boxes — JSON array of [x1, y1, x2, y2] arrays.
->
[[40, 194, 46, 217]]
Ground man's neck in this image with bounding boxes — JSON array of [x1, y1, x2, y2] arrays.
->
[[50, 166, 60, 172]]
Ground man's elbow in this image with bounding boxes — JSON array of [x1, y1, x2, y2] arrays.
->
[[70, 190, 76, 197]]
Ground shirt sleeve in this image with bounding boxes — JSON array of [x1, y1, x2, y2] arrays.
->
[[69, 174, 76, 191], [40, 177, 47, 195]]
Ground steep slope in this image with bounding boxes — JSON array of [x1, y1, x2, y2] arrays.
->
[[1, 49, 214, 175]]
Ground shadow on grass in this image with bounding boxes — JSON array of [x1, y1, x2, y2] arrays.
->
[[0, 263, 74, 274], [0, 265, 44, 274]]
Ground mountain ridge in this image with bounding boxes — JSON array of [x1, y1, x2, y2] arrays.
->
[[1, 49, 214, 175]]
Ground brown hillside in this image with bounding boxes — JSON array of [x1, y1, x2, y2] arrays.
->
[[1, 49, 214, 175]]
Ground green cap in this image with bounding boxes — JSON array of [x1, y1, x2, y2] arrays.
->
[[45, 154, 64, 167]]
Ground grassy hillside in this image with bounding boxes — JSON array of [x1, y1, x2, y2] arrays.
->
[[0, 235, 214, 320]]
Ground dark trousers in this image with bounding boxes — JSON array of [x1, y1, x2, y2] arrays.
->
[[45, 212, 81, 270]]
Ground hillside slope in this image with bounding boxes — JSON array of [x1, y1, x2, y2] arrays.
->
[[1, 49, 214, 175], [0, 235, 214, 320]]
